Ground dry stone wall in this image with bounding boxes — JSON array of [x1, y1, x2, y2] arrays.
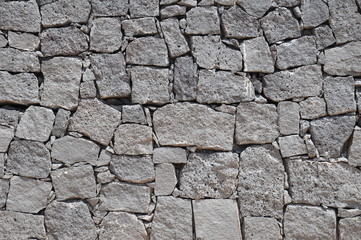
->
[[0, 0, 361, 239]]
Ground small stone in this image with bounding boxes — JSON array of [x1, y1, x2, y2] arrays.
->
[[0, 179, 9, 208], [52, 109, 71, 137], [237, 0, 272, 18], [80, 81, 97, 98], [313, 25, 336, 50], [0, 154, 4, 178], [82, 68, 96, 82], [153, 147, 187, 164], [300, 0, 329, 28], [299, 97, 327, 120], [185, 7, 220, 35], [300, 120, 310, 137], [0, 126, 13, 152], [348, 128, 361, 167], [0, 48, 40, 73], [278, 101, 300, 135], [90, 17, 122, 53], [304, 134, 318, 158], [338, 209, 361, 218], [97, 170, 115, 184], [92, 0, 128, 16], [243, 217, 282, 240], [161, 18, 189, 58], [161, 5, 186, 18], [274, 0, 300, 6], [8, 32, 40, 51], [179, 0, 197, 6], [218, 44, 244, 71], [122, 105, 147, 124], [155, 163, 177, 196], [0, 108, 19, 128], [97, 149, 112, 166], [339, 217, 361, 240], [122, 17, 158, 37], [129, 0, 159, 17], [0, 35, 6, 48], [173, 56, 198, 101], [278, 135, 307, 158]]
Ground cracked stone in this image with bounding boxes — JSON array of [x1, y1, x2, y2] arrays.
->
[[0, 48, 40, 73], [185, 7, 220, 35], [90, 17, 122, 53]]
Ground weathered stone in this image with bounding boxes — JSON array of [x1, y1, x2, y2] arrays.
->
[[193, 199, 242, 240], [7, 176, 52, 213], [99, 212, 147, 240], [161, 18, 189, 58], [238, 145, 284, 218], [339, 217, 361, 240], [263, 65, 323, 102], [0, 126, 13, 152], [122, 17, 158, 37], [99, 181, 151, 213], [41, 0, 91, 27], [154, 103, 235, 151], [338, 208, 361, 218], [0, 109, 19, 129], [314, 25, 336, 50], [197, 70, 254, 104], [218, 44, 244, 71], [179, 0, 197, 6], [97, 170, 115, 184], [161, 5, 186, 18], [0, 0, 41, 33], [40, 27, 88, 56], [278, 135, 307, 158], [185, 7, 220, 35], [45, 201, 97, 240], [41, 57, 82, 110], [152, 196, 193, 240], [261, 7, 301, 43], [348, 128, 361, 167], [155, 163, 177, 196], [129, 0, 159, 17], [173, 56, 198, 101], [7, 140, 51, 178], [278, 101, 300, 135], [274, 0, 300, 6], [80, 81, 96, 98], [90, 17, 122, 53], [153, 147, 187, 164], [126, 37, 169, 66], [300, 0, 329, 28], [110, 155, 155, 183], [130, 66, 170, 104], [0, 34, 6, 48], [0, 154, 4, 178], [237, 0, 272, 18], [8, 32, 40, 51], [52, 109, 71, 137], [299, 97, 327, 120], [243, 217, 282, 240], [51, 136, 100, 165], [69, 99, 122, 145], [97, 149, 112, 166], [284, 205, 336, 240], [0, 179, 9, 208], [276, 36, 317, 70], [91, 0, 128, 16], [0, 48, 40, 73], [215, 0, 235, 5], [310, 116, 355, 158], [15, 106, 55, 142], [236, 102, 279, 145], [122, 105, 146, 124]]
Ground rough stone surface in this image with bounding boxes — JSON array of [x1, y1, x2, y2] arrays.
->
[[155, 163, 177, 196], [243, 217, 282, 240], [173, 56, 198, 101], [0, 179, 9, 208], [314, 25, 336, 50], [0, 126, 13, 152], [90, 17, 122, 53], [0, 108, 19, 128], [0, 48, 40, 73], [52, 109, 71, 137], [8, 32, 40, 51], [185, 7, 220, 35], [348, 128, 361, 167], [300, 0, 329, 28], [92, 0, 128, 16], [278, 135, 307, 158], [299, 97, 327, 120], [339, 217, 361, 240], [278, 101, 300, 135], [122, 17, 158, 37], [122, 105, 147, 124], [129, 0, 159, 17], [237, 0, 272, 18], [161, 18, 189, 58], [161, 5, 187, 18], [153, 147, 188, 164]]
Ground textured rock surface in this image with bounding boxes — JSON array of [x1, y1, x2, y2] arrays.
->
[[242, 36, 274, 73], [300, 0, 329, 28], [348, 128, 361, 166], [92, 0, 128, 16], [173, 56, 198, 101], [314, 25, 336, 50], [129, 0, 159, 17], [122, 105, 147, 124], [0, 126, 13, 152], [8, 32, 40, 51], [243, 217, 282, 240], [153, 147, 187, 164], [161, 18, 189, 58], [90, 17, 122, 53], [155, 163, 177, 196], [185, 7, 220, 35], [339, 217, 361, 240], [278, 135, 307, 158], [0, 48, 40, 73], [278, 101, 300, 135], [122, 17, 158, 37], [299, 97, 327, 120], [237, 0, 272, 18], [0, 179, 9, 208]]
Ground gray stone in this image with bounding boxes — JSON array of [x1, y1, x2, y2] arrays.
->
[[0, 154, 4, 178], [0, 48, 40, 73], [52, 108, 71, 137], [110, 155, 155, 183], [276, 36, 317, 70], [237, 0, 272, 18], [337, 209, 361, 218], [0, 34, 6, 48], [185, 7, 220, 35], [218, 44, 244, 71], [155, 163, 177, 196], [152, 196, 193, 240], [173, 56, 198, 101], [0, 179, 8, 208], [91, 0, 128, 16], [51, 136, 100, 165], [41, 57, 82, 110], [278, 101, 300, 135], [80, 81, 96, 98], [126, 37, 169, 66], [284, 205, 336, 240], [69, 99, 122, 145], [90, 17, 122, 53], [45, 201, 97, 240], [129, 0, 159, 17], [161, 5, 186, 18], [97, 149, 112, 166], [197, 70, 254, 104], [99, 181, 151, 213], [153, 147, 187, 164], [193, 199, 242, 240], [243, 217, 282, 240], [261, 7, 301, 43], [263, 65, 323, 102], [274, 0, 300, 7], [154, 103, 235, 151], [8, 32, 40, 51], [122, 105, 146, 124], [314, 25, 336, 50], [161, 18, 189, 58], [122, 17, 158, 37], [7, 140, 51, 178], [179, 152, 239, 199], [339, 217, 361, 240], [40, 27, 88, 56], [179, 0, 197, 6], [238, 145, 284, 218], [0, 126, 13, 152], [0, 0, 41, 33], [278, 135, 307, 158], [215, 0, 235, 5], [97, 170, 115, 184], [0, 108, 19, 128], [7, 176, 52, 213], [310, 116, 355, 158], [130, 66, 170, 104], [299, 97, 327, 120], [15, 106, 55, 142], [348, 128, 361, 167], [300, 0, 329, 28], [236, 102, 279, 145]]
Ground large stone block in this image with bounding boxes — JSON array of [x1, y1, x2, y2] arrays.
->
[[90, 17, 122, 53], [339, 217, 361, 240], [237, 0, 272, 18], [122, 17, 158, 37], [129, 0, 159, 17], [300, 0, 329, 28], [0, 126, 13, 153], [91, 0, 128, 16], [8, 32, 40, 51], [277, 101, 300, 135], [0, 48, 40, 73], [299, 97, 327, 120], [185, 7, 220, 35], [243, 217, 282, 240]]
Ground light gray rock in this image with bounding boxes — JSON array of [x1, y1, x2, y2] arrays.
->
[[0, 126, 13, 152], [300, 0, 329, 28], [310, 116, 355, 158], [337, 208, 361, 218], [193, 199, 242, 240], [278, 101, 300, 135], [218, 44, 244, 71], [161, 18, 189, 58], [261, 7, 301, 43], [179, 0, 197, 6], [52, 108, 71, 137], [314, 25, 336, 50], [276, 36, 317, 70], [278, 135, 307, 158], [0, 48, 40, 73], [348, 128, 361, 167], [153, 147, 187, 164], [7, 140, 51, 178], [69, 99, 122, 145], [0, 108, 19, 128], [99, 181, 151, 213], [155, 163, 177, 196], [122, 105, 146, 124], [152, 196, 193, 240], [263, 65, 323, 102], [284, 205, 336, 240], [0, 154, 4, 178], [215, 0, 235, 5], [236, 102, 279, 145], [15, 106, 55, 142], [97, 170, 115, 184], [237, 0, 272, 18], [45, 201, 97, 240], [130, 66, 170, 104], [154, 103, 235, 151], [339, 217, 361, 240], [161, 5, 186, 18], [122, 17, 158, 37], [129, 0, 159, 17], [97, 149, 112, 166], [238, 145, 284, 218], [41, 57, 82, 110], [126, 37, 169, 66], [185, 7, 220, 35], [0, 34, 6, 48], [243, 217, 282, 240], [80, 81, 96, 98], [91, 0, 128, 16], [110, 155, 155, 183], [114, 124, 152, 155], [0, 179, 9, 208], [173, 56, 198, 101], [299, 97, 327, 120], [274, 0, 300, 6], [90, 17, 122, 53], [8, 32, 40, 51], [7, 176, 52, 213]]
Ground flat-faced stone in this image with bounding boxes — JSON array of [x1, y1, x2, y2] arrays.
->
[[0, 48, 40, 73], [0, 126, 13, 152], [0, 35, 6, 48], [348, 128, 361, 167], [161, 5, 187, 18], [80, 81, 95, 98], [129, 0, 159, 17], [173, 56, 198, 101], [52, 108, 71, 137], [278, 101, 300, 135], [122, 105, 147, 124], [153, 147, 187, 164], [155, 163, 177, 196], [185, 7, 220, 35], [314, 25, 336, 50], [91, 0, 128, 16], [274, 0, 300, 6], [236, 0, 272, 18], [122, 17, 158, 37], [8, 32, 40, 51], [299, 97, 327, 120], [243, 217, 282, 240], [300, 0, 329, 28], [0, 108, 19, 128], [90, 17, 122, 53], [161, 18, 189, 58], [278, 135, 307, 158], [339, 217, 361, 240], [0, 179, 9, 208]]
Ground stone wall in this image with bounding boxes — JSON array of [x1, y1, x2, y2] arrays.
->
[[0, 0, 360, 239]]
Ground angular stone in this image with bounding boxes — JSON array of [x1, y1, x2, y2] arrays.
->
[[90, 17, 122, 53], [152, 196, 193, 240], [314, 25, 336, 50], [218, 44, 244, 71], [51, 136, 100, 165], [337, 208, 361, 218], [110, 155, 155, 183], [8, 32, 40, 51], [122, 17, 158, 37], [300, 0, 329, 28], [97, 149, 112, 166], [7, 140, 51, 178], [41, 57, 82, 110], [52, 108, 71, 137], [348, 128, 361, 167], [284, 205, 336, 240], [243, 217, 282, 240], [161, 5, 187, 18], [69, 99, 122, 145], [261, 7, 301, 43], [99, 182, 151, 213], [155, 163, 177, 196], [215, 0, 235, 5], [81, 81, 95, 98], [129, 0, 159, 17], [126, 37, 169, 66], [0, 154, 4, 178], [92, 0, 128, 16], [299, 97, 327, 120], [0, 179, 8, 208], [173, 56, 198, 101], [264, 65, 323, 102], [7, 176, 52, 213], [276, 36, 317, 70], [0, 108, 19, 128], [310, 116, 355, 158], [274, 0, 300, 6], [0, 126, 13, 152], [197, 70, 254, 104], [278, 135, 307, 158], [193, 199, 242, 240], [0, 35, 6, 48], [339, 217, 361, 240], [122, 105, 146, 124], [278, 101, 300, 135], [179, 152, 239, 199], [40, 27, 88, 57], [45, 201, 97, 240], [0, 48, 40, 73], [237, 0, 272, 18], [161, 18, 189, 58], [154, 103, 235, 151], [0, 0, 41, 33], [185, 7, 220, 35], [153, 147, 187, 164], [130, 66, 170, 104]]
